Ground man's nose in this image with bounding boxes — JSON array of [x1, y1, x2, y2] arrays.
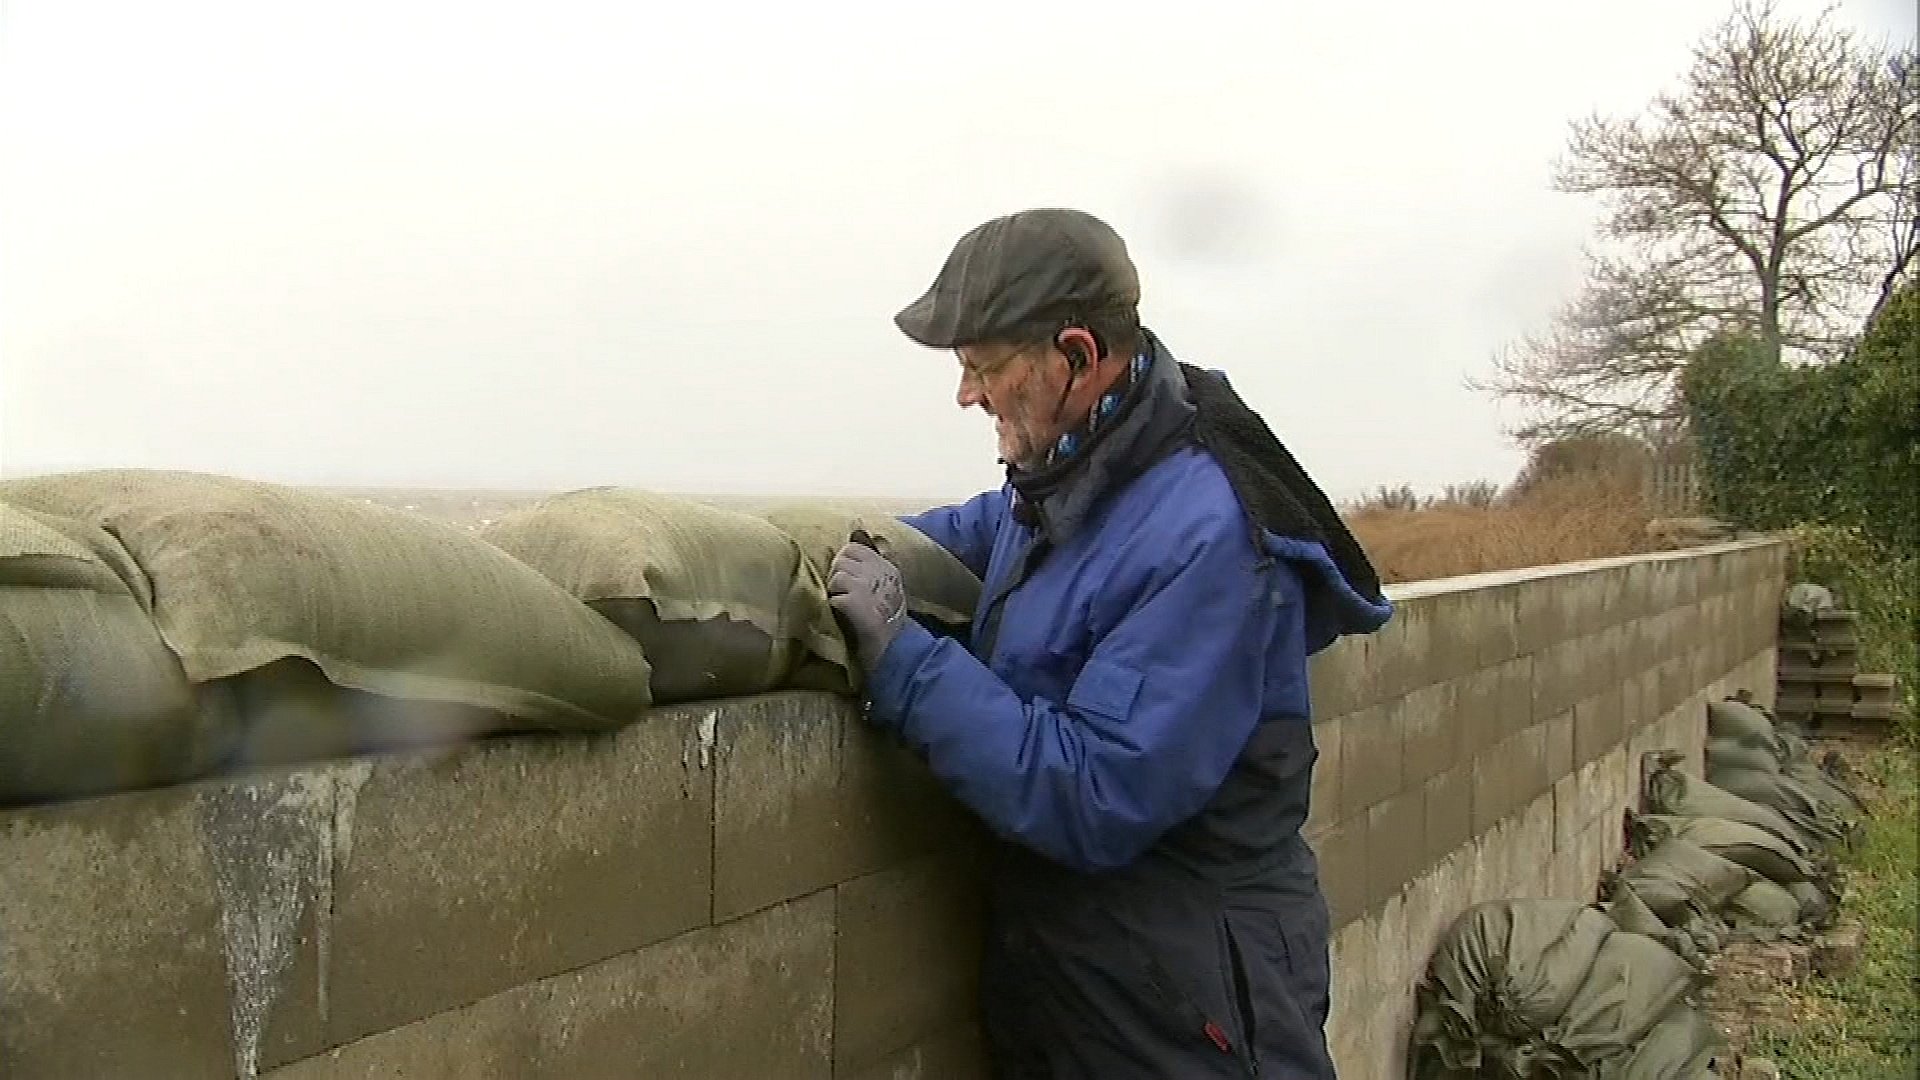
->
[[956, 373, 986, 409]]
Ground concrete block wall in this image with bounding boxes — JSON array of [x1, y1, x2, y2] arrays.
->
[[0, 539, 1785, 1079], [1308, 538, 1786, 1079]]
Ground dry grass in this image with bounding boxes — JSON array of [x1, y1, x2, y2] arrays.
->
[[1346, 474, 1658, 585]]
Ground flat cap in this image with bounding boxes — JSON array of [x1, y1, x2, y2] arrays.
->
[[894, 208, 1140, 348]]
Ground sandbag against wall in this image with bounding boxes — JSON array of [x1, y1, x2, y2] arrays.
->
[[1706, 698, 1778, 742], [1705, 764, 1856, 849], [0, 470, 655, 732], [481, 488, 852, 702], [1410, 899, 1711, 1079], [0, 503, 230, 803], [1629, 812, 1816, 886], [1601, 997, 1722, 1079], [1643, 752, 1815, 854], [1613, 837, 1758, 926]]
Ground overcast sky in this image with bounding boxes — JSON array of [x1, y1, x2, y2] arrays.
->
[[2, 0, 1912, 502]]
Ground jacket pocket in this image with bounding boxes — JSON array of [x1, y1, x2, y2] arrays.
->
[[1066, 658, 1144, 721]]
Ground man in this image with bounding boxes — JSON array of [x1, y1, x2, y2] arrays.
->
[[826, 208, 1392, 1079]]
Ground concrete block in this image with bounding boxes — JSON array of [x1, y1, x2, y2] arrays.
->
[[1324, 917, 1380, 1077], [1453, 666, 1503, 762], [1616, 560, 1655, 623], [1573, 689, 1626, 769], [1532, 638, 1585, 723], [1308, 634, 1374, 720], [1498, 655, 1536, 738], [324, 709, 714, 1051], [842, 1021, 991, 1080], [269, 892, 836, 1080], [1422, 763, 1474, 867], [0, 782, 248, 1080], [1369, 598, 1436, 702], [1545, 709, 1575, 783], [1309, 814, 1369, 928], [1365, 788, 1427, 904], [1471, 736, 1515, 837], [1338, 701, 1403, 817], [1595, 623, 1630, 696], [1400, 680, 1460, 786], [1307, 713, 1346, 834], [1618, 615, 1654, 685], [1420, 585, 1519, 683], [713, 694, 971, 921], [1513, 722, 1553, 811], [834, 853, 985, 1077], [1514, 576, 1577, 648]]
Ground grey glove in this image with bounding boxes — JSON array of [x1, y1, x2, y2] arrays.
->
[[827, 541, 909, 671]]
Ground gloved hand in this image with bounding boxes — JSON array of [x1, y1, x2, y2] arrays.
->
[[827, 541, 909, 672]]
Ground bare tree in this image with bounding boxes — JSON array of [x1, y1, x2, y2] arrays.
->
[[1480, 1, 1918, 443]]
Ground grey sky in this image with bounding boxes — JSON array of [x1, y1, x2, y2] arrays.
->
[[2, 0, 1912, 502]]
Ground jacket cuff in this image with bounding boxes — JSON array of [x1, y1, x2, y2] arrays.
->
[[865, 618, 937, 730]]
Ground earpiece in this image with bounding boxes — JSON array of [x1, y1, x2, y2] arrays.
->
[[1055, 327, 1093, 375]]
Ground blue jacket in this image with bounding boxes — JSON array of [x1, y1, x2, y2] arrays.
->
[[872, 453, 1307, 872], [865, 344, 1391, 875]]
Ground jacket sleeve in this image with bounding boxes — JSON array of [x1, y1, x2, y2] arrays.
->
[[897, 489, 1006, 581], [863, 514, 1296, 872]]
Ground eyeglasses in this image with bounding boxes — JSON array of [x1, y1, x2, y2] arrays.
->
[[958, 343, 1042, 383]]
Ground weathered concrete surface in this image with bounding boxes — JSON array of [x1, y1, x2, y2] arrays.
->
[[0, 538, 1787, 1080], [711, 694, 971, 921], [0, 783, 240, 1080], [267, 893, 835, 1080], [832, 852, 985, 1077]]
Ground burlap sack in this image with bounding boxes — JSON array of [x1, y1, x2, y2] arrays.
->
[[0, 502, 227, 803], [0, 470, 654, 730], [483, 488, 850, 702], [759, 505, 981, 629]]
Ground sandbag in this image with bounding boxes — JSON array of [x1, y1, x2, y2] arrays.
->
[[1787, 880, 1835, 928], [1707, 763, 1855, 849], [1599, 998, 1721, 1079], [1706, 735, 1780, 774], [198, 657, 515, 768], [1617, 837, 1758, 925], [0, 470, 654, 730], [1725, 880, 1803, 933], [1783, 758, 1867, 816], [1633, 813, 1814, 885], [1555, 929, 1703, 1071], [1643, 754, 1815, 854], [1602, 884, 1710, 969], [1707, 698, 1777, 741], [0, 503, 229, 803], [760, 505, 981, 631], [481, 488, 850, 702], [1409, 900, 1616, 1076]]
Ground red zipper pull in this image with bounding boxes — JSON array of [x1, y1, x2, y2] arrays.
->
[[1204, 1021, 1233, 1054]]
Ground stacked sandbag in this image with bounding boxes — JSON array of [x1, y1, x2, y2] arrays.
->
[[1619, 703, 1862, 945], [761, 506, 979, 628], [481, 488, 852, 702], [0, 502, 231, 803], [1705, 698, 1863, 850], [0, 470, 656, 771], [760, 504, 982, 685], [1408, 899, 1719, 1079]]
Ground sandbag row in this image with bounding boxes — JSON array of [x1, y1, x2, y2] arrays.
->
[[1408, 899, 1719, 1079], [1615, 698, 1865, 950], [0, 469, 982, 805]]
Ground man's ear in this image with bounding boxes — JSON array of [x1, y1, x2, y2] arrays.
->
[[1055, 326, 1099, 374]]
